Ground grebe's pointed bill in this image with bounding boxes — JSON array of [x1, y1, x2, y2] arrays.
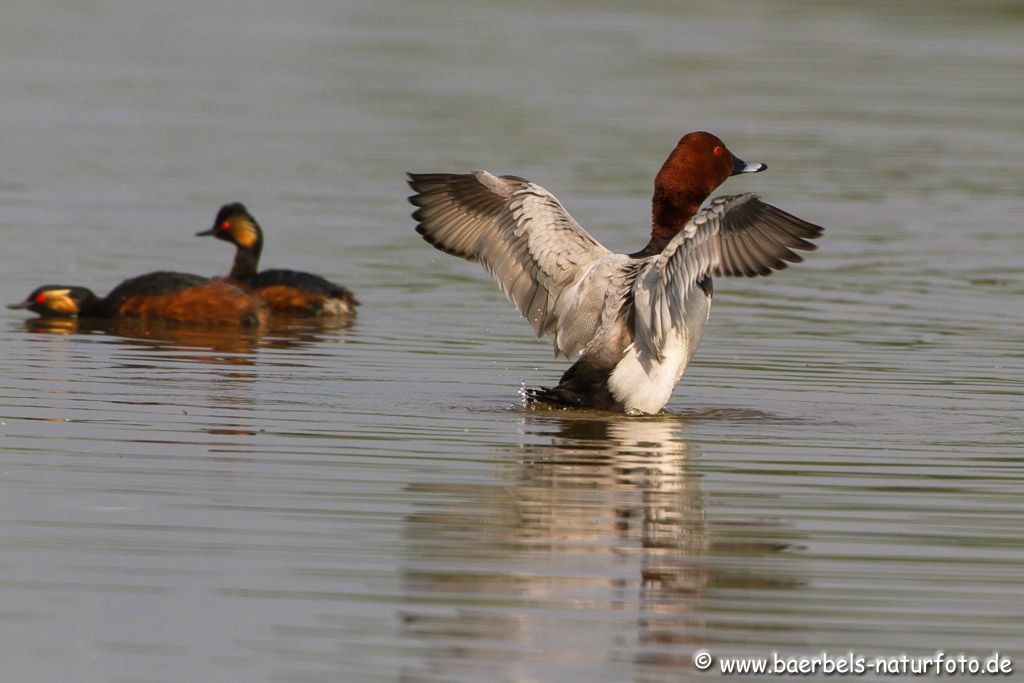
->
[[195, 227, 216, 236], [7, 300, 31, 310], [731, 155, 767, 175]]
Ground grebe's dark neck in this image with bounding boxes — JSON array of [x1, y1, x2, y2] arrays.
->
[[228, 241, 262, 280], [77, 289, 105, 316]]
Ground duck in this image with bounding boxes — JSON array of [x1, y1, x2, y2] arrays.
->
[[408, 131, 824, 414], [196, 203, 359, 319], [9, 270, 269, 326]]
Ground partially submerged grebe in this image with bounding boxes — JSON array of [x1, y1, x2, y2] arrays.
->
[[10, 271, 269, 326], [197, 203, 358, 319]]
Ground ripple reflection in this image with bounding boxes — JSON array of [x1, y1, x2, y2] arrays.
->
[[401, 414, 801, 680]]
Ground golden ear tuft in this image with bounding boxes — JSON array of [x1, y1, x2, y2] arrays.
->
[[235, 223, 258, 249], [46, 289, 80, 315]]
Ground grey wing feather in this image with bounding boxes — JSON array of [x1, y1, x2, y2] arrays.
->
[[633, 193, 824, 358], [409, 171, 612, 355]]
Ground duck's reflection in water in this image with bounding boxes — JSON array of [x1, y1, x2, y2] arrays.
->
[[400, 412, 800, 679]]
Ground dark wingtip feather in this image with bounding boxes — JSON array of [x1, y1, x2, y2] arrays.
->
[[412, 213, 478, 261], [710, 196, 825, 280]]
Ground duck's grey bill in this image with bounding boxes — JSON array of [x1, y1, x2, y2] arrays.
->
[[731, 155, 767, 175]]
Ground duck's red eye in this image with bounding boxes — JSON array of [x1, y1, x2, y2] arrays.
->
[[220, 221, 231, 230], [713, 146, 725, 156], [35, 294, 47, 303]]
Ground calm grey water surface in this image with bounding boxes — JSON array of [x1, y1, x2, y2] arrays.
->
[[2, 1, 1023, 682]]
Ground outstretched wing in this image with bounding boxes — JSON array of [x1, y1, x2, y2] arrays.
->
[[632, 193, 824, 358], [409, 171, 613, 355]]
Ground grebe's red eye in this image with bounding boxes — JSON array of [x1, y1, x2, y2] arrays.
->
[[220, 221, 231, 230], [35, 294, 47, 303], [713, 146, 725, 156]]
